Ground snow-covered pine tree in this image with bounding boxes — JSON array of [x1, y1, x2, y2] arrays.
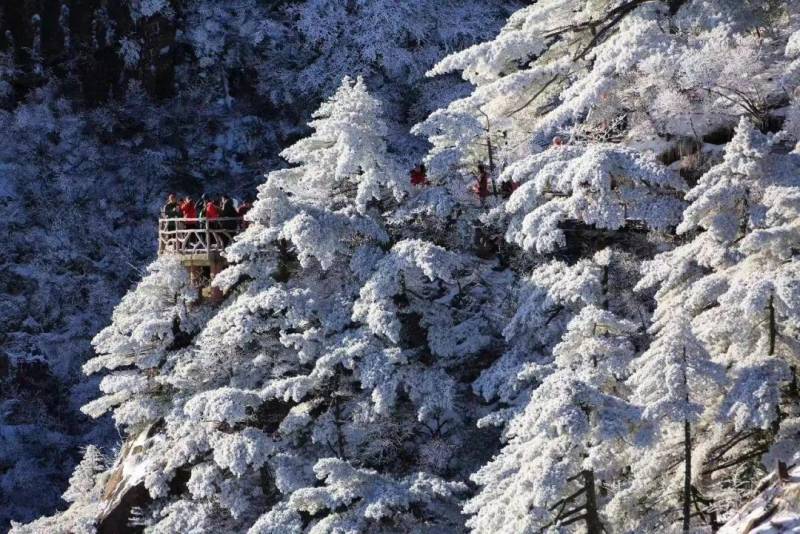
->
[[23, 76, 508, 533], [151, 76, 455, 531], [637, 117, 800, 524], [13, 446, 108, 534], [412, 2, 705, 532], [611, 310, 725, 532], [228, 75, 505, 534], [466, 303, 641, 534], [472, 253, 606, 424], [682, 122, 794, 432], [79, 256, 206, 429], [9, 255, 204, 533]]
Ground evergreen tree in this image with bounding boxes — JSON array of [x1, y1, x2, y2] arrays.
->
[[613, 311, 725, 532], [24, 76, 505, 532], [467, 304, 641, 533], [637, 118, 800, 523]]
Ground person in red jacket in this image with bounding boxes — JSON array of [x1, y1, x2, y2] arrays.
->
[[177, 196, 198, 248], [202, 198, 221, 247], [180, 196, 198, 225], [203, 198, 220, 219], [474, 163, 490, 206], [202, 198, 220, 229], [410, 163, 428, 186]]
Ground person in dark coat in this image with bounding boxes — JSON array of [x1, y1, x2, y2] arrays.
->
[[195, 193, 208, 215], [220, 194, 239, 229], [162, 193, 180, 231], [219, 194, 239, 246]]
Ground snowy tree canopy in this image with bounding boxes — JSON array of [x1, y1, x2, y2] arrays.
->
[[11, 1, 800, 533]]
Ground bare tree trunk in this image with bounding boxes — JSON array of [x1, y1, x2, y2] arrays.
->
[[768, 295, 776, 356], [683, 418, 692, 533], [487, 135, 498, 196], [583, 469, 603, 534], [682, 346, 692, 533], [767, 295, 783, 434]]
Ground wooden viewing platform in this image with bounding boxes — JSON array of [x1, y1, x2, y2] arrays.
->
[[157, 217, 243, 262], [158, 217, 244, 301]]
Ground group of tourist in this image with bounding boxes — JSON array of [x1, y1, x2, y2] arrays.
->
[[160, 192, 255, 250], [161, 192, 253, 229]]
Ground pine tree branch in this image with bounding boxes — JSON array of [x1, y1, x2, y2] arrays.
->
[[706, 430, 758, 466], [543, 0, 659, 61], [549, 486, 587, 511], [506, 74, 561, 117], [557, 504, 587, 523], [558, 512, 589, 528], [702, 448, 768, 475]]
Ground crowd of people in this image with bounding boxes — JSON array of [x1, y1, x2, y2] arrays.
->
[[161, 192, 253, 237], [162, 193, 252, 222]]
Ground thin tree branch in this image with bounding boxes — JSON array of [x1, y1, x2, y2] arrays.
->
[[506, 74, 561, 117]]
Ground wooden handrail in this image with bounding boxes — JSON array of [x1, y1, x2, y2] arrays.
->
[[158, 217, 242, 222], [157, 217, 245, 256]]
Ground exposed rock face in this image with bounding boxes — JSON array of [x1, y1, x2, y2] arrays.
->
[[720, 465, 800, 534], [96, 425, 155, 534]]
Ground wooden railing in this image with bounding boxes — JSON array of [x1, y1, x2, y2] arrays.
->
[[158, 218, 243, 256]]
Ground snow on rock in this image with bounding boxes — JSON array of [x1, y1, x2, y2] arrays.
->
[[720, 465, 800, 534], [96, 425, 158, 531]]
